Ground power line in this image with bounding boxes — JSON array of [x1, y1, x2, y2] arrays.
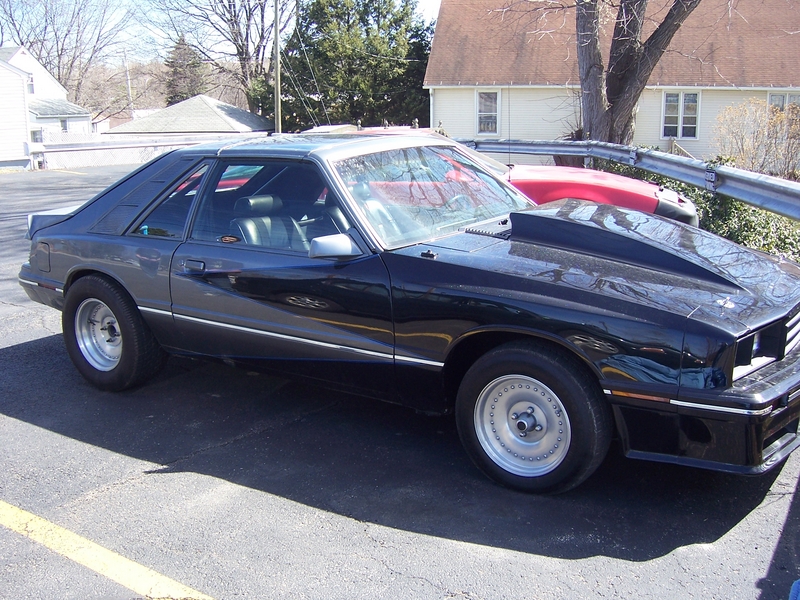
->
[[295, 31, 331, 125]]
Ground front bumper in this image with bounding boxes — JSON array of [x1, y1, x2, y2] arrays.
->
[[606, 350, 800, 474]]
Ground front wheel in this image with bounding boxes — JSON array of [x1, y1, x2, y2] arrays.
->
[[455, 341, 612, 494], [62, 274, 167, 391]]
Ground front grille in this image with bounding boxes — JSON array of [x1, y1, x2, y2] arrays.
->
[[785, 310, 800, 356], [734, 305, 800, 381]]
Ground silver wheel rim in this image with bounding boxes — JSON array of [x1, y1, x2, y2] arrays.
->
[[474, 374, 572, 477], [74, 298, 122, 372]]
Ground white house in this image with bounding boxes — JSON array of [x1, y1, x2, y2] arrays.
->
[[0, 58, 30, 167], [424, 0, 800, 160], [0, 46, 92, 168]]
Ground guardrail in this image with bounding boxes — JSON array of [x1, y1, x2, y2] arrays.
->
[[465, 139, 800, 222]]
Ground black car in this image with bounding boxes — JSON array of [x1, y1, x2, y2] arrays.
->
[[18, 133, 800, 493]]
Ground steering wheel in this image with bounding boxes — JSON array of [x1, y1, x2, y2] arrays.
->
[[443, 194, 475, 212], [363, 199, 404, 242]]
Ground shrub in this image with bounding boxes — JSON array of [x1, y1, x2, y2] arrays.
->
[[715, 98, 800, 181]]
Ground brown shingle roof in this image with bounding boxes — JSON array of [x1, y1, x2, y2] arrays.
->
[[425, 0, 800, 88]]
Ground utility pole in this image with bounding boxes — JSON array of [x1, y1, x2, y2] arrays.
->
[[274, 0, 281, 133], [123, 50, 133, 116]]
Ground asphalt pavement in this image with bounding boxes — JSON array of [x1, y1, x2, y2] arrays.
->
[[0, 165, 797, 599]]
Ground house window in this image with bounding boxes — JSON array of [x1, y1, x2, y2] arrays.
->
[[663, 92, 698, 139], [769, 93, 800, 111], [27, 76, 34, 94], [769, 93, 786, 111], [30, 130, 43, 143], [768, 93, 800, 137], [477, 91, 498, 135], [60, 119, 68, 132]]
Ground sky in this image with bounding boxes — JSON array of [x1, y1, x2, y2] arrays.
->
[[417, 0, 442, 22]]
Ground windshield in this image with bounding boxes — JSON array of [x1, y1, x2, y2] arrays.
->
[[457, 144, 511, 176], [333, 145, 532, 248]]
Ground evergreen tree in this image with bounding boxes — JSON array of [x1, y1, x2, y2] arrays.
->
[[164, 35, 208, 106], [386, 19, 434, 128], [281, 0, 431, 130]]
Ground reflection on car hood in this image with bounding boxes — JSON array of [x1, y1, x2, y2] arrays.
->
[[510, 201, 753, 290], [440, 200, 800, 333]]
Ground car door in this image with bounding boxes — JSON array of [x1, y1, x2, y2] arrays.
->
[[168, 158, 396, 399], [116, 160, 211, 346]]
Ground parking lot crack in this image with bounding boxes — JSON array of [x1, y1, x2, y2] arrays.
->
[[145, 400, 341, 475], [360, 527, 483, 599], [0, 299, 21, 307]]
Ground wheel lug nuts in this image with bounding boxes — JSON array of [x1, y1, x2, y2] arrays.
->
[[511, 413, 519, 420]]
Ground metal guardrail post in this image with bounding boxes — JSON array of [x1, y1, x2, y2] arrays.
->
[[705, 166, 718, 192]]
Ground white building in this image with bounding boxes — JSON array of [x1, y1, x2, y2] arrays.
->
[[0, 46, 92, 168]]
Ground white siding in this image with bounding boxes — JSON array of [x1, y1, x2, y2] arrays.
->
[[504, 87, 580, 141], [431, 86, 580, 141], [31, 114, 93, 138], [6, 48, 67, 100], [633, 88, 771, 159], [0, 65, 29, 163], [430, 88, 475, 136], [432, 83, 790, 162]]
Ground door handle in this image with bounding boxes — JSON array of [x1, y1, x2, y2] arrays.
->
[[183, 259, 206, 273]]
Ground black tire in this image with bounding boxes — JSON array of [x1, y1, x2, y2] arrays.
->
[[455, 341, 612, 494], [62, 274, 167, 391]]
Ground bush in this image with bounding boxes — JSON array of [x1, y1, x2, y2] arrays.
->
[[715, 98, 800, 181]]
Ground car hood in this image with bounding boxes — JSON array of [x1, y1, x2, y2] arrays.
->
[[434, 200, 800, 334]]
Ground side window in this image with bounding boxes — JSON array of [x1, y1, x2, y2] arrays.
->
[[770, 93, 787, 111], [477, 91, 498, 135], [663, 92, 698, 139], [768, 92, 800, 138], [301, 189, 352, 242], [189, 160, 348, 250], [132, 164, 208, 238]]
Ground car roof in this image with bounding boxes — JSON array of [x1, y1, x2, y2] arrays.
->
[[174, 132, 461, 162]]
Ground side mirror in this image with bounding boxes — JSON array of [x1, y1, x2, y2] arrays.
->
[[308, 233, 363, 259]]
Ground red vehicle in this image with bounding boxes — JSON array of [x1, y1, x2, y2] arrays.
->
[[501, 163, 698, 226]]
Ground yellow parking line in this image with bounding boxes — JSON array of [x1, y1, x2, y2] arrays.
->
[[0, 500, 214, 600]]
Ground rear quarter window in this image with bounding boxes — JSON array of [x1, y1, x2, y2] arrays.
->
[[130, 164, 209, 238]]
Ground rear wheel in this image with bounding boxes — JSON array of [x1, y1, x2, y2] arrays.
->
[[62, 274, 167, 391], [456, 341, 612, 493]]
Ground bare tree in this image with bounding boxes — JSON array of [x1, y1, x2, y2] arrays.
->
[[143, 0, 296, 113], [0, 0, 134, 105], [715, 98, 800, 180], [81, 60, 167, 123], [579, 0, 702, 143], [501, 0, 704, 144]]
